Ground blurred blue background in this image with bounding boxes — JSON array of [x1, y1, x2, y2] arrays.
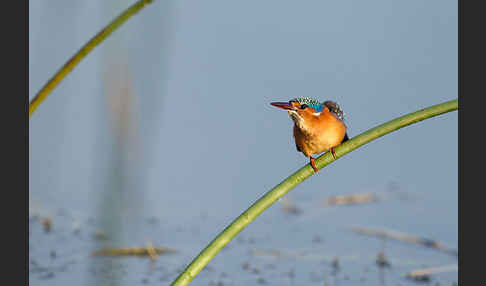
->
[[29, 1, 457, 285]]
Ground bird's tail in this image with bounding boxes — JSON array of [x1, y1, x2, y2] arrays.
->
[[342, 132, 349, 143]]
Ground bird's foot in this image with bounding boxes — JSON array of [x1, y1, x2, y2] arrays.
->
[[330, 148, 337, 160], [310, 157, 320, 172]]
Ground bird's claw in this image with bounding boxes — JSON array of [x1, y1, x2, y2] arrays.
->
[[331, 148, 337, 160], [310, 157, 320, 172]]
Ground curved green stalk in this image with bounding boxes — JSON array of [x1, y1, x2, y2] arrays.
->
[[170, 99, 458, 286], [29, 0, 154, 119]]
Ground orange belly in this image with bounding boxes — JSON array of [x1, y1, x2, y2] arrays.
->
[[293, 116, 347, 157]]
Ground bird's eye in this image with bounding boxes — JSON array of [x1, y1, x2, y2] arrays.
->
[[300, 104, 308, 109]]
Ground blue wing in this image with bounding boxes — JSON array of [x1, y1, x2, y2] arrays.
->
[[323, 100, 345, 121]]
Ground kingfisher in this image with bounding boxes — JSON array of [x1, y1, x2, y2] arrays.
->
[[271, 97, 349, 172]]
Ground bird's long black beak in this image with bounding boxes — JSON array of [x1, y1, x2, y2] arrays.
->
[[271, 102, 293, 110]]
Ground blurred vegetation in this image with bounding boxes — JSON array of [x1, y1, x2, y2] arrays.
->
[[29, 0, 154, 119]]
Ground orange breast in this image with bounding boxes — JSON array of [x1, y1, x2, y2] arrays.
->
[[293, 110, 346, 157]]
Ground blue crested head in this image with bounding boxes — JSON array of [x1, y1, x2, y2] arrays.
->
[[291, 97, 323, 113], [271, 97, 345, 120]]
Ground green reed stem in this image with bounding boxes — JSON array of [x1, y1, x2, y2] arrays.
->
[[29, 0, 154, 118], [170, 98, 458, 286]]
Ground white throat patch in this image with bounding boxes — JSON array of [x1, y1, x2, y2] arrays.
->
[[287, 110, 309, 132]]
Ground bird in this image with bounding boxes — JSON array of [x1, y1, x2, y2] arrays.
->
[[271, 97, 349, 172]]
